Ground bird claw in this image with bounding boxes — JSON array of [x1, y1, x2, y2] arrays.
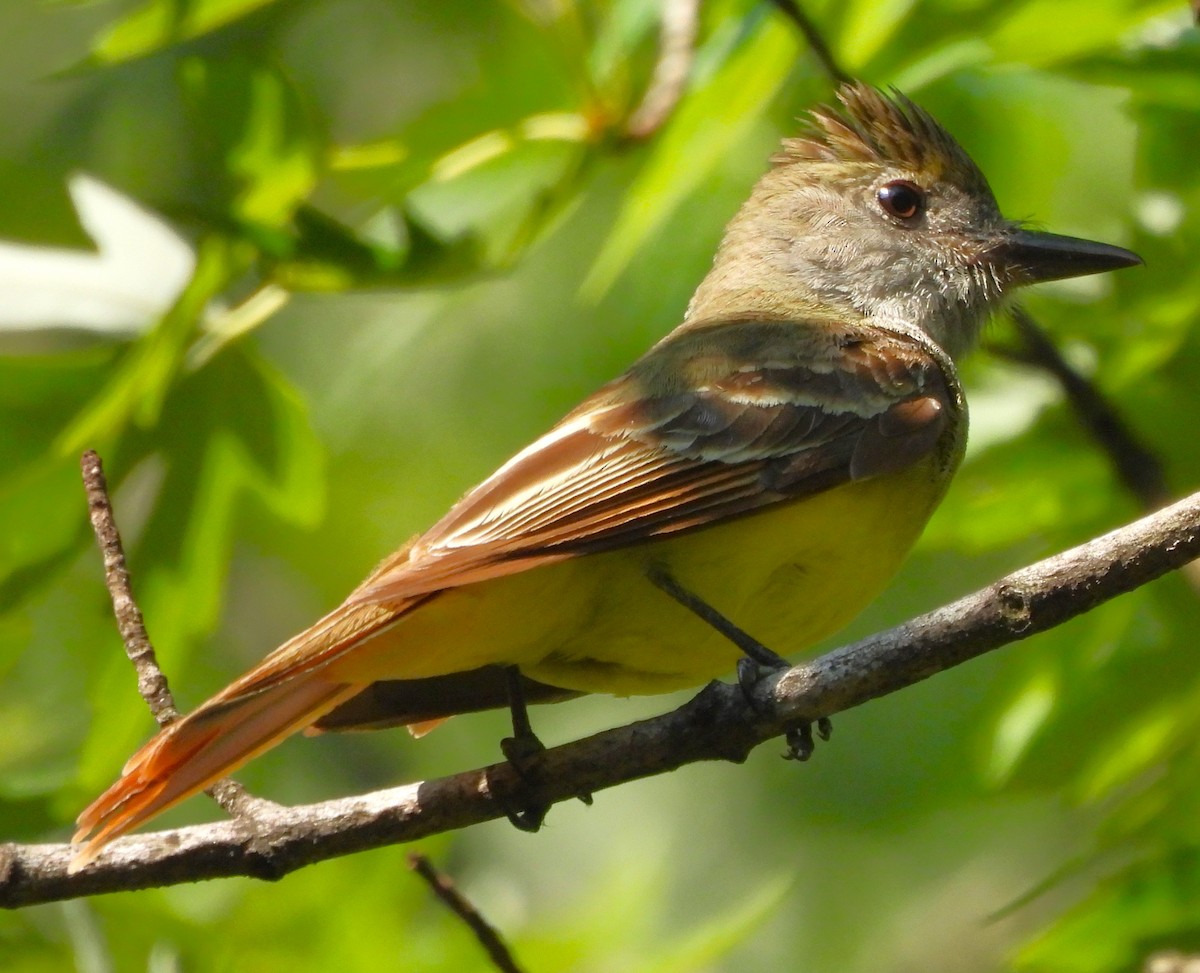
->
[[735, 656, 778, 711], [502, 797, 551, 832], [737, 658, 833, 761], [782, 717, 832, 761], [496, 733, 591, 831], [497, 732, 550, 830], [500, 732, 546, 771]]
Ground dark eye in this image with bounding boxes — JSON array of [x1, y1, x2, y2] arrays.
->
[[877, 180, 926, 222]]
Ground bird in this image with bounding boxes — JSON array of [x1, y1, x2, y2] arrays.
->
[[71, 82, 1141, 868]]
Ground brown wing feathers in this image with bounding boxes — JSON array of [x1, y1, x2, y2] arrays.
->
[[366, 326, 947, 584]]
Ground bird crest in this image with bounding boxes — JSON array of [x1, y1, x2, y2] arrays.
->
[[777, 83, 987, 192]]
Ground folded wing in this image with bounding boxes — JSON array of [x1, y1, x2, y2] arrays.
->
[[354, 315, 956, 603]]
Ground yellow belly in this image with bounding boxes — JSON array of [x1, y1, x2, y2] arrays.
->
[[332, 459, 949, 696]]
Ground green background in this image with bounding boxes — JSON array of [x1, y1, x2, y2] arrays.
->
[[2, 1, 1199, 970]]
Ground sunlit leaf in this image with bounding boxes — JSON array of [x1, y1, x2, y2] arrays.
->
[[86, 0, 283, 66], [983, 666, 1059, 786], [837, 0, 919, 69], [986, 0, 1181, 68], [410, 131, 585, 269]]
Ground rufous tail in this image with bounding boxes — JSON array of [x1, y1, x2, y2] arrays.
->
[[69, 587, 421, 871], [70, 674, 362, 872]]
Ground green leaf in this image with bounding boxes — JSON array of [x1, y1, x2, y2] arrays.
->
[[1017, 848, 1200, 973], [837, 0, 920, 69], [86, 0, 283, 66], [0, 349, 118, 608], [179, 56, 320, 241], [274, 203, 489, 291], [408, 128, 587, 270], [0, 461, 92, 613], [587, 0, 662, 94], [54, 235, 239, 456], [986, 0, 1180, 69], [582, 12, 798, 299]]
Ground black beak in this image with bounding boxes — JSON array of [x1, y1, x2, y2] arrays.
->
[[991, 229, 1142, 285]]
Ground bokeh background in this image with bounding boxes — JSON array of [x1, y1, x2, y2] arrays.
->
[[2, 1, 1199, 970]]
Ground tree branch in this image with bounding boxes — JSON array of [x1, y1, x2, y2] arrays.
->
[[765, 0, 851, 84], [80, 450, 179, 726], [624, 0, 699, 139], [408, 853, 525, 973], [4, 490, 1199, 908]]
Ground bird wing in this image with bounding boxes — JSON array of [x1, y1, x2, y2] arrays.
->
[[354, 315, 956, 605]]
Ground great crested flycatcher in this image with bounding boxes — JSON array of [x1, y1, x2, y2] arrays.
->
[[72, 82, 1141, 867]]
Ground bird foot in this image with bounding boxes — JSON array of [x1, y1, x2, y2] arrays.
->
[[736, 657, 833, 761], [496, 732, 592, 832], [498, 732, 551, 831]]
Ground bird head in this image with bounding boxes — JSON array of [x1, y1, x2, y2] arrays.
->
[[689, 83, 1141, 359]]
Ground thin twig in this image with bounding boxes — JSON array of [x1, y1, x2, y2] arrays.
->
[[765, 0, 851, 84], [408, 853, 525, 973], [80, 450, 179, 726], [625, 0, 700, 139], [5, 488, 1200, 906], [78, 451, 266, 821]]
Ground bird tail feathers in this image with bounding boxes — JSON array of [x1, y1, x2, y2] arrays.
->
[[70, 675, 361, 872]]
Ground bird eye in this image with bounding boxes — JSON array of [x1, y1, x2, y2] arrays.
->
[[877, 181, 925, 222]]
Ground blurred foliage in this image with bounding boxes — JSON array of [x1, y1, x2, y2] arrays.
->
[[0, 0, 1198, 971]]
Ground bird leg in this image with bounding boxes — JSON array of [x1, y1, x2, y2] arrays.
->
[[501, 664, 545, 765], [646, 565, 831, 760], [495, 666, 595, 832], [497, 665, 552, 831]]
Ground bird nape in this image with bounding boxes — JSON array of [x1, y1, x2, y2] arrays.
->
[[71, 82, 1141, 870]]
